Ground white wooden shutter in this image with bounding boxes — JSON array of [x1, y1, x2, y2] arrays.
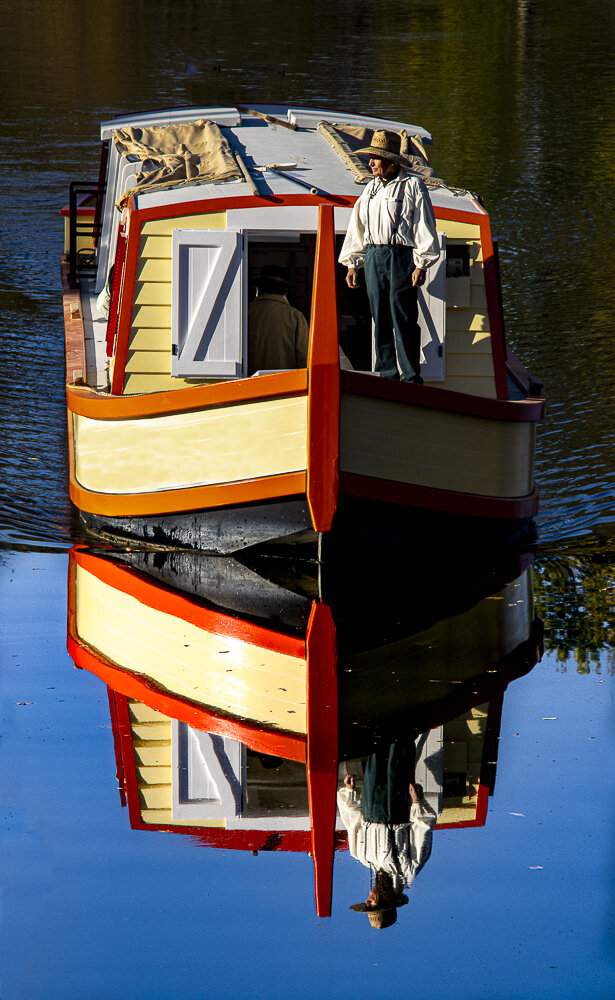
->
[[418, 232, 446, 381], [171, 229, 245, 377], [171, 722, 245, 821]]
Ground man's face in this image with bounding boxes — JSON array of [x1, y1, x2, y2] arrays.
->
[[369, 156, 398, 180]]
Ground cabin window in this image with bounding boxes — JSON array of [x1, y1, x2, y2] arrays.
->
[[446, 241, 472, 308], [171, 229, 245, 377]]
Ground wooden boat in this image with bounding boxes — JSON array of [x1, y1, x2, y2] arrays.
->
[[66, 542, 542, 914], [62, 104, 545, 552]]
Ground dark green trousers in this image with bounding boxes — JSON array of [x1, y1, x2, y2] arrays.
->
[[364, 245, 421, 382], [362, 740, 417, 824]]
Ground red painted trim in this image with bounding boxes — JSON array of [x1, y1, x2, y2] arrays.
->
[[69, 471, 307, 517], [112, 688, 144, 830], [433, 204, 487, 224], [131, 192, 357, 224], [306, 601, 338, 918], [70, 547, 305, 658], [67, 369, 308, 419], [340, 471, 540, 519], [478, 214, 509, 399], [105, 224, 127, 356], [111, 211, 141, 394], [107, 686, 127, 807], [340, 371, 545, 422], [68, 635, 307, 761], [307, 204, 340, 533]]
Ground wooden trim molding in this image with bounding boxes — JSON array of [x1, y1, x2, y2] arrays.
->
[[340, 371, 545, 422], [67, 369, 308, 419], [306, 204, 340, 533], [306, 601, 338, 917], [69, 470, 307, 517], [339, 471, 540, 519]]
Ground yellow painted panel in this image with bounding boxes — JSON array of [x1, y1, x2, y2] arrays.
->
[[445, 330, 492, 354], [133, 281, 172, 307], [139, 784, 172, 810], [130, 304, 172, 328], [439, 221, 481, 240], [76, 566, 307, 732], [141, 212, 226, 236], [438, 376, 496, 397], [445, 719, 486, 739], [74, 394, 308, 493], [445, 353, 495, 377], [134, 744, 172, 766], [446, 309, 489, 332], [128, 329, 171, 351], [446, 278, 471, 308], [470, 261, 485, 285], [129, 702, 164, 723], [122, 373, 202, 393], [438, 805, 476, 822], [137, 765, 172, 785], [140, 810, 226, 827], [139, 235, 172, 258], [124, 350, 170, 374], [340, 394, 535, 496], [131, 722, 171, 741], [471, 284, 488, 309], [137, 258, 172, 282]]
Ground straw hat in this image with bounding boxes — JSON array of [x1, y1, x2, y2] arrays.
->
[[350, 895, 408, 931], [355, 130, 411, 166]]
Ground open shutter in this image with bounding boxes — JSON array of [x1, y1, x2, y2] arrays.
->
[[171, 229, 245, 377], [418, 232, 446, 381], [171, 722, 245, 821]]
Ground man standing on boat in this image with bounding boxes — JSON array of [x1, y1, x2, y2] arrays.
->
[[339, 130, 439, 383]]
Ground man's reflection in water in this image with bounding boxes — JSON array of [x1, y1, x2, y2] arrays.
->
[[337, 741, 437, 930]]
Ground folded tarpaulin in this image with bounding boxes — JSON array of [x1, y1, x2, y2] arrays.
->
[[318, 122, 440, 186], [113, 119, 243, 206]]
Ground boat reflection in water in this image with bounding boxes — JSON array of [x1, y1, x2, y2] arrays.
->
[[66, 540, 543, 918]]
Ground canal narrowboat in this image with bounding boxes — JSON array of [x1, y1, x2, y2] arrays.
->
[[62, 105, 545, 553]]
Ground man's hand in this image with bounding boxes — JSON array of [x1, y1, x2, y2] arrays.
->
[[411, 267, 426, 288], [346, 268, 360, 289], [344, 774, 355, 789], [409, 782, 423, 804]]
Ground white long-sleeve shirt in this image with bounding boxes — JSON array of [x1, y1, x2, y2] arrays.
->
[[337, 786, 437, 889], [339, 170, 440, 271]]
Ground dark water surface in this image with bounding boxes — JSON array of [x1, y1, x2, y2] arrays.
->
[[1, 2, 614, 998]]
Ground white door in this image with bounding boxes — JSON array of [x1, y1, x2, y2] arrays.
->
[[418, 232, 446, 381]]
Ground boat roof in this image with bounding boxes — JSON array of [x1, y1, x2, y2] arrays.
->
[[99, 104, 481, 215]]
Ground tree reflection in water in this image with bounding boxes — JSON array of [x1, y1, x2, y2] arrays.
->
[[534, 536, 615, 673]]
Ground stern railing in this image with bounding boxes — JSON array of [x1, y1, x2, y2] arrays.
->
[[67, 181, 106, 288]]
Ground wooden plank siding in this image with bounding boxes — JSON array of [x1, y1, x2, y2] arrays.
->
[[127, 699, 228, 827], [123, 212, 226, 395], [438, 704, 489, 823], [438, 229, 497, 399]]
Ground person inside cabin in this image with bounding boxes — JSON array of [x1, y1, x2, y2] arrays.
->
[[337, 740, 437, 930], [247, 264, 309, 375], [339, 130, 439, 384]]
